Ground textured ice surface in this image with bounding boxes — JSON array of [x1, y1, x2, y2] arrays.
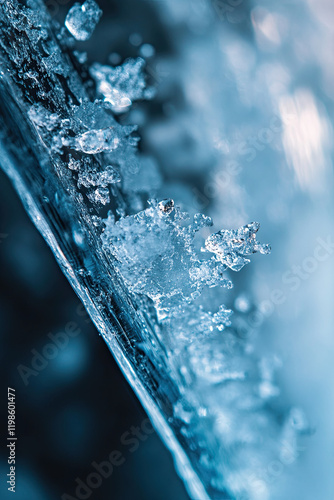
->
[[0, 1, 308, 499], [65, 0, 102, 41]]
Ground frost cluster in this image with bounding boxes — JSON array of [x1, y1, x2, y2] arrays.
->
[[205, 222, 271, 271], [101, 201, 269, 308], [91, 58, 155, 112], [65, 0, 102, 41], [1, 1, 308, 499]]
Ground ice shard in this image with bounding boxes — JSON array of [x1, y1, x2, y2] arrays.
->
[[65, 0, 102, 41]]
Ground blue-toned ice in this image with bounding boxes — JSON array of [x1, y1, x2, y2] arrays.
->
[[65, 0, 102, 41], [0, 1, 310, 499]]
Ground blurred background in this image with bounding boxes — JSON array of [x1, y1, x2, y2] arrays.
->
[[1, 0, 334, 498]]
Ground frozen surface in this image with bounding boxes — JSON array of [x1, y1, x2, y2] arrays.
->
[[0, 0, 329, 499]]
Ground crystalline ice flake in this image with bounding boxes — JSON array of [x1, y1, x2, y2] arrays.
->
[[205, 222, 271, 271], [63, 124, 137, 154], [65, 0, 102, 41], [87, 186, 110, 205], [90, 58, 154, 112]]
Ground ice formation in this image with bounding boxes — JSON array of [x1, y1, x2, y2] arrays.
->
[[0, 1, 307, 499], [65, 0, 102, 41], [101, 204, 269, 314], [205, 222, 271, 271], [91, 58, 154, 111]]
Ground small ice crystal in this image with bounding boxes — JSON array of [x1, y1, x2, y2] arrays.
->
[[101, 204, 260, 305], [212, 305, 233, 331], [87, 186, 110, 205], [205, 222, 271, 271], [189, 259, 232, 290], [235, 294, 251, 313], [75, 127, 120, 153], [191, 213, 213, 231], [90, 58, 154, 112], [65, 0, 102, 42], [69, 125, 136, 154]]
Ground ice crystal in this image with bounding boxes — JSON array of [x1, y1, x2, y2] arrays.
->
[[0, 2, 306, 500], [205, 222, 271, 271], [87, 186, 110, 205], [166, 303, 233, 343], [69, 125, 137, 154], [77, 163, 121, 188], [65, 0, 102, 41], [101, 200, 249, 307], [90, 58, 154, 112]]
